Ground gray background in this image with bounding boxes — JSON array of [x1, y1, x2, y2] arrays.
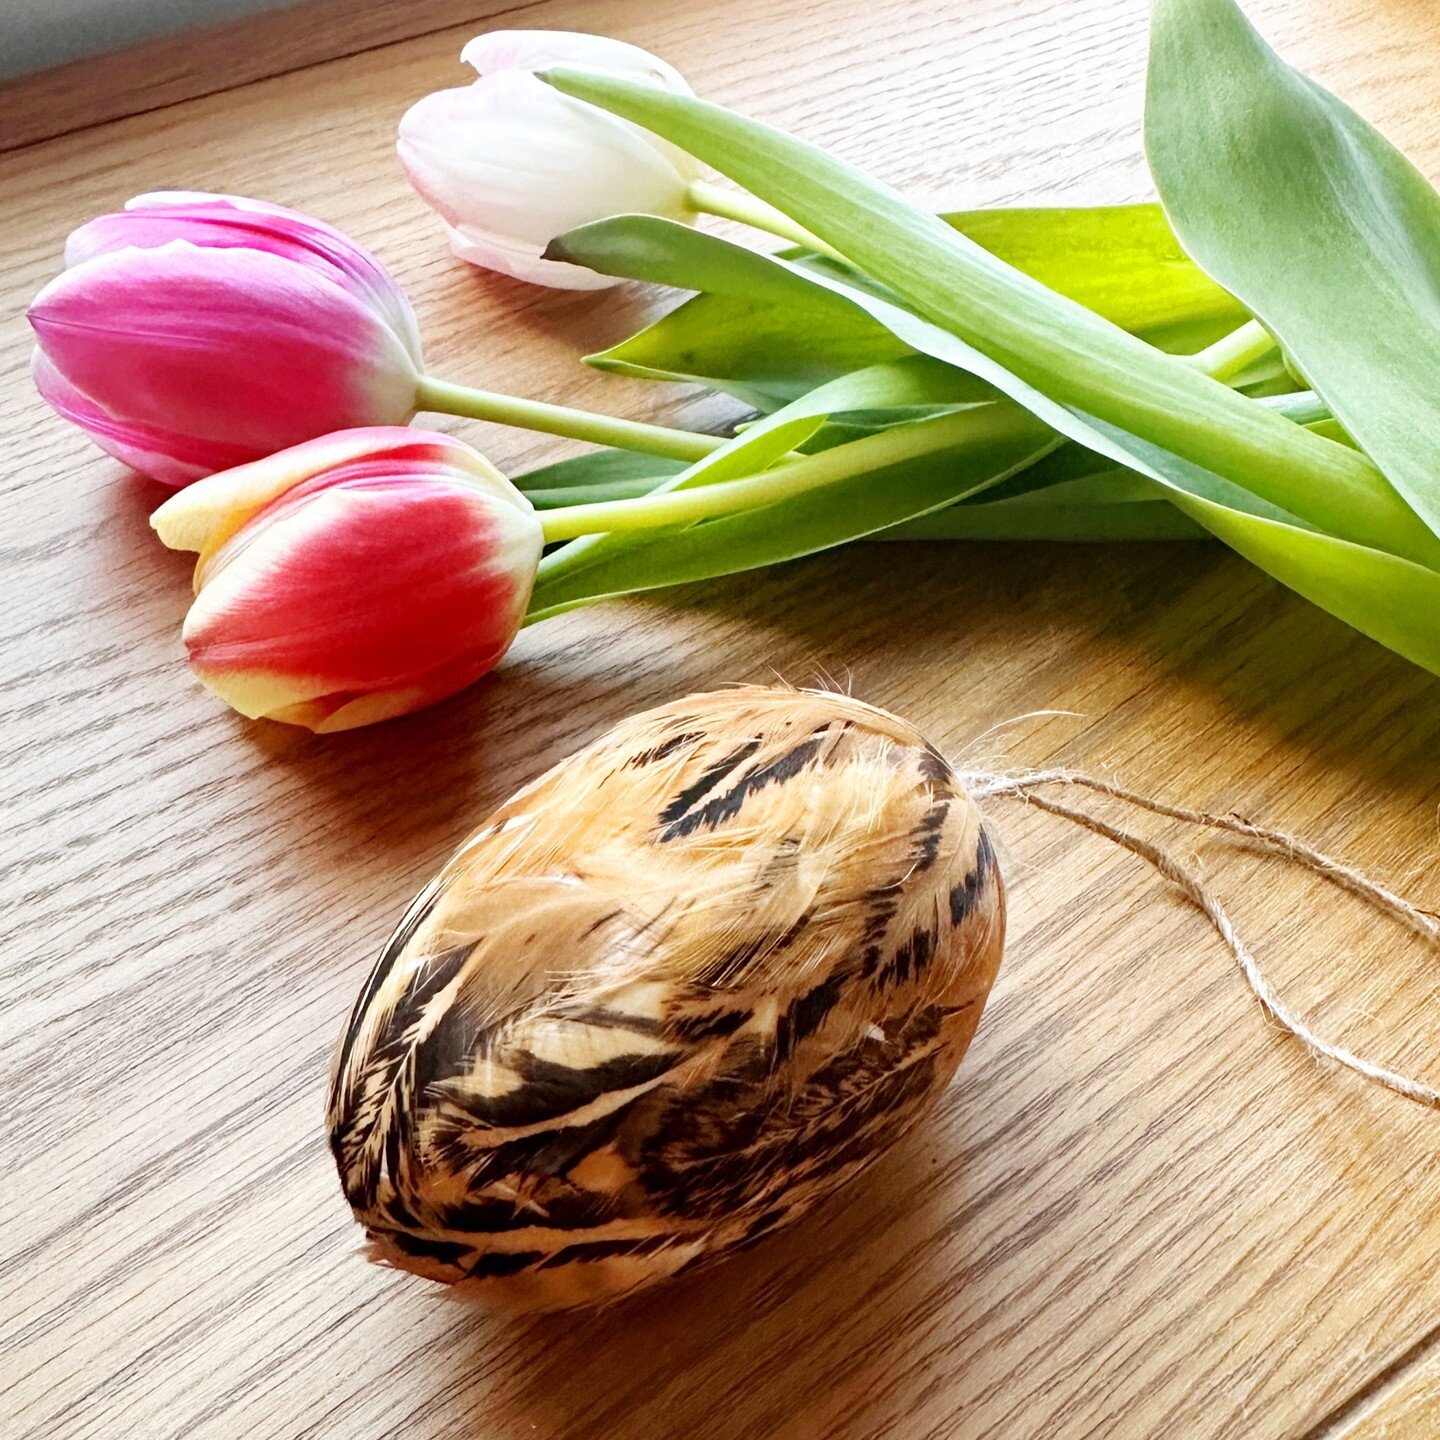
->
[[1, 0, 308, 79]]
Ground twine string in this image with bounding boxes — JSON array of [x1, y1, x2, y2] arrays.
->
[[959, 767, 1440, 1111]]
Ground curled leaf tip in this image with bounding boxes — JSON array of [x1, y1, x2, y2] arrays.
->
[[533, 64, 616, 106]]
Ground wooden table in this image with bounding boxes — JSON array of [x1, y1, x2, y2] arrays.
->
[[4, 1, 1440, 1435]]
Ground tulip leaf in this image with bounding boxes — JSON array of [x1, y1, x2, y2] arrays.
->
[[955, 388, 1333, 509], [561, 205, 1249, 406], [591, 293, 912, 410], [515, 449, 685, 507], [528, 359, 1056, 618], [939, 205, 1242, 335], [524, 475, 675, 508], [540, 69, 1438, 575], [1147, 0, 1440, 536], [552, 216, 992, 411], [578, 204, 1249, 405], [884, 470, 1208, 542], [526, 410, 1053, 620], [557, 217, 1300, 528], [515, 449, 685, 493], [514, 355, 1016, 510], [538, 71, 1440, 671], [514, 436, 1207, 537], [894, 504, 1202, 542]]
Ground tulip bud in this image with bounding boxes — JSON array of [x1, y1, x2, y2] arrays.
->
[[30, 193, 425, 488], [151, 428, 543, 732], [398, 31, 703, 289]]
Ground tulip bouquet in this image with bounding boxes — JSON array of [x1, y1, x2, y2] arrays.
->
[[29, 0, 1440, 731]]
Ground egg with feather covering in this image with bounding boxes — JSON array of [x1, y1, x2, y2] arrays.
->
[[327, 686, 1005, 1308]]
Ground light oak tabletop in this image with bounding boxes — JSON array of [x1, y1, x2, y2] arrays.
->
[[3, 1, 1439, 1436]]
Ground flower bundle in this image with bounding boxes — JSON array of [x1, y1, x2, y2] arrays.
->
[[30, 0, 1440, 731]]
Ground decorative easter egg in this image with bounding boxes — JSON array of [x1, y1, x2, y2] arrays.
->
[[328, 686, 1005, 1308]]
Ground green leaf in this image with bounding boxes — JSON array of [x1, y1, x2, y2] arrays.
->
[[1147, 0, 1440, 535], [539, 68, 1437, 573], [522, 476, 671, 508], [556, 216, 1335, 531], [940, 205, 1242, 334], [554, 216, 989, 410], [575, 206, 1247, 408], [594, 295, 903, 412], [514, 449, 685, 507], [882, 471, 1208, 541], [958, 388, 1333, 507], [514, 449, 686, 492], [527, 410, 1053, 621], [525, 378, 1440, 670], [895, 504, 1203, 542], [528, 360, 1055, 618]]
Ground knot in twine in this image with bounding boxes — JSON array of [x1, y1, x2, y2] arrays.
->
[[955, 766, 1440, 1111]]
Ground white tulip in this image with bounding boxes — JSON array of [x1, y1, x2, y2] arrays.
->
[[398, 31, 703, 290]]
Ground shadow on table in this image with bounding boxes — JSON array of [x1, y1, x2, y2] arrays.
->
[[630, 537, 1440, 800], [227, 534, 1440, 948], [233, 610, 751, 874], [446, 1119, 981, 1439]]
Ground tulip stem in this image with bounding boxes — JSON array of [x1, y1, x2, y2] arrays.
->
[[1186, 318, 1279, 382], [537, 408, 1008, 543], [685, 181, 848, 263], [416, 376, 725, 462]]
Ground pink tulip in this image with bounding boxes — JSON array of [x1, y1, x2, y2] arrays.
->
[[151, 428, 543, 732], [398, 31, 702, 289], [30, 193, 425, 488]]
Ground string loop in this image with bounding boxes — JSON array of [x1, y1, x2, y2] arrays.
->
[[960, 767, 1440, 1111]]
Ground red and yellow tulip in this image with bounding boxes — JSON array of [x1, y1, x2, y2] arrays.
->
[[151, 428, 543, 732]]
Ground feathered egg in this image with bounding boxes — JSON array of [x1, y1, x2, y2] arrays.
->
[[327, 686, 1005, 1308]]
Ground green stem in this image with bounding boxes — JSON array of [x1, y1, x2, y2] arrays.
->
[[532, 385, 1333, 539], [1186, 318, 1278, 383], [685, 180, 848, 263], [537, 408, 1018, 544], [416, 375, 723, 463]]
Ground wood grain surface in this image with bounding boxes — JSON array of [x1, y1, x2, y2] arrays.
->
[[1346, 1354, 1440, 1440], [0, 0, 532, 153], [3, 1, 1440, 1436]]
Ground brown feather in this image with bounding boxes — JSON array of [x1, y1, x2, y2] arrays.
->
[[327, 686, 1005, 1308]]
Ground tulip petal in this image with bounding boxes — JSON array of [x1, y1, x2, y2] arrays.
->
[[152, 426, 420, 558], [271, 651, 516, 732], [153, 427, 517, 561], [440, 219, 623, 290], [400, 31, 702, 287], [32, 346, 252, 486], [182, 478, 541, 723], [30, 242, 420, 484], [456, 31, 702, 184], [65, 192, 424, 368], [460, 30, 693, 97], [398, 73, 697, 264]]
